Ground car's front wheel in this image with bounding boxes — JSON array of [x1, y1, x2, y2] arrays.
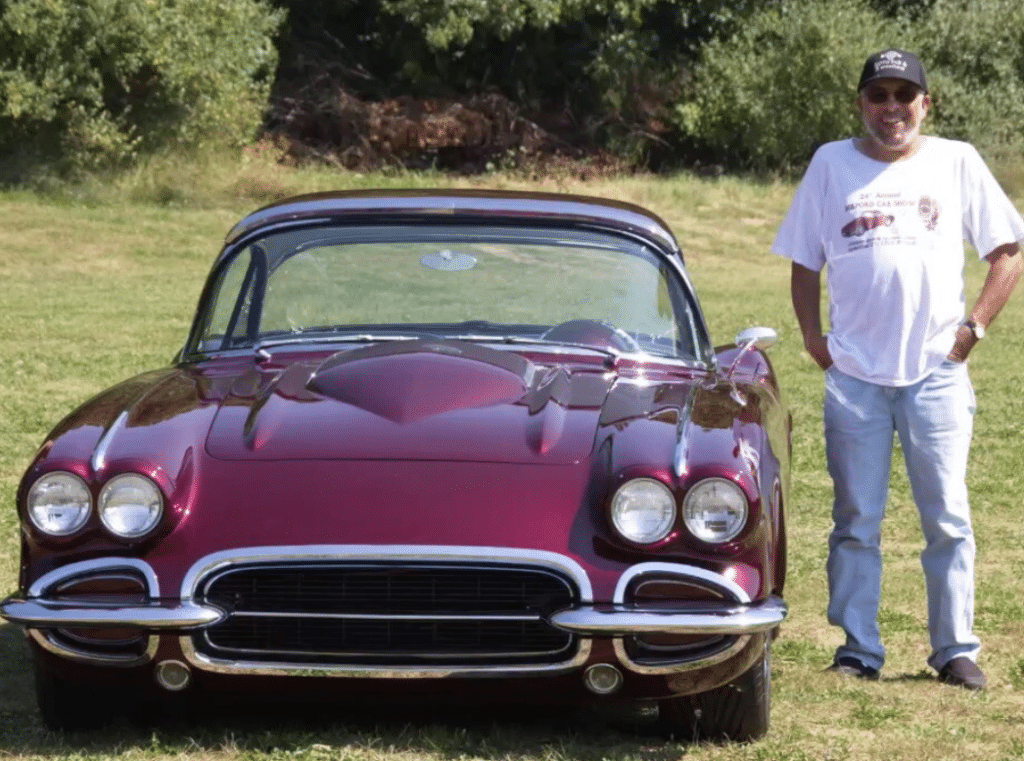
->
[[34, 658, 117, 732], [657, 636, 771, 743]]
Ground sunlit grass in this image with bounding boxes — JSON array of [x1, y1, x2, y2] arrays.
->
[[1, 157, 1023, 759]]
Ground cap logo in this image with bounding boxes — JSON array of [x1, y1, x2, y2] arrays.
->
[[875, 50, 908, 75]]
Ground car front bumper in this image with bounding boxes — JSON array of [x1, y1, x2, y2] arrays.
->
[[2, 546, 786, 678]]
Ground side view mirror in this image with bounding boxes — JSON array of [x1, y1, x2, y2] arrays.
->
[[725, 326, 778, 382], [733, 326, 778, 352]]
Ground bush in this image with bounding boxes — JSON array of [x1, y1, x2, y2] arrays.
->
[[674, 0, 890, 172], [908, 0, 1024, 159], [0, 0, 284, 173], [675, 0, 1024, 171]]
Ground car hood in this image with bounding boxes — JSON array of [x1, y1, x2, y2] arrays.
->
[[205, 340, 618, 464]]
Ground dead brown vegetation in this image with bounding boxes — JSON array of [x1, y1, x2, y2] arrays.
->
[[263, 57, 629, 178]]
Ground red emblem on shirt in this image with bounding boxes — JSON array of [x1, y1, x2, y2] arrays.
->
[[918, 196, 940, 231]]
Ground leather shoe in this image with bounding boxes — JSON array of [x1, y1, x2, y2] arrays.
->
[[938, 657, 986, 690], [826, 656, 879, 680]]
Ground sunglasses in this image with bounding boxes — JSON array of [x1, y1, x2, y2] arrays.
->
[[863, 87, 922, 104]]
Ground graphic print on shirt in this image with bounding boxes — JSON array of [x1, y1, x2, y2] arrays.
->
[[918, 196, 941, 231], [842, 189, 925, 252], [841, 210, 894, 237]]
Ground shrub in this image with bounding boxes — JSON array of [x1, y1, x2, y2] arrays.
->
[[675, 0, 1024, 171], [674, 0, 890, 172], [0, 0, 284, 172], [908, 0, 1024, 159]]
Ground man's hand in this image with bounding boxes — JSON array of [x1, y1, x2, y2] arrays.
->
[[804, 333, 834, 370], [947, 323, 978, 363]]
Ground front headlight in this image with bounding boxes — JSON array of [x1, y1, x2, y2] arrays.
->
[[27, 472, 92, 536], [610, 478, 676, 544], [98, 474, 163, 538], [682, 478, 748, 543]]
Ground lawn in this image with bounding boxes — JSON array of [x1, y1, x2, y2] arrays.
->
[[1, 165, 1023, 760]]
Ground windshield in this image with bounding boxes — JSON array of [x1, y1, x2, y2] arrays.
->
[[192, 224, 703, 360]]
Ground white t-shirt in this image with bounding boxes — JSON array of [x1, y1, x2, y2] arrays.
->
[[771, 136, 1024, 386]]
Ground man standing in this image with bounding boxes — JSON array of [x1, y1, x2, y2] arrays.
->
[[771, 49, 1023, 689]]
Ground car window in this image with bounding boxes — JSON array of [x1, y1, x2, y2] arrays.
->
[[199, 226, 700, 359]]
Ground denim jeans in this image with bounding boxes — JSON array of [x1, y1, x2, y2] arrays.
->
[[823, 360, 980, 672]]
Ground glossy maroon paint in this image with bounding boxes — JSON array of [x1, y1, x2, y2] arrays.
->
[[6, 190, 790, 737]]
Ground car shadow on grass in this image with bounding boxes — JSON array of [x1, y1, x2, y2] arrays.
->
[[0, 641, 691, 760]]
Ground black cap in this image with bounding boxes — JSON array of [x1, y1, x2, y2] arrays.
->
[[858, 49, 928, 92]]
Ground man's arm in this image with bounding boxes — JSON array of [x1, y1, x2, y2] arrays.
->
[[948, 242, 1023, 362], [791, 262, 833, 370]]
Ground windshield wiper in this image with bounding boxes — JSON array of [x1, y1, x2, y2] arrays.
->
[[254, 331, 438, 354]]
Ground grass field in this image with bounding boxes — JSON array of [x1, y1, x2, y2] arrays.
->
[[1, 160, 1023, 760]]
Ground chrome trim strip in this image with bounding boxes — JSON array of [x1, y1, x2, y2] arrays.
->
[[613, 562, 752, 604], [230, 611, 541, 621], [91, 410, 129, 472], [179, 636, 592, 678], [178, 544, 591, 678], [28, 628, 160, 667], [199, 633, 572, 661], [28, 557, 161, 599], [1, 598, 224, 629], [611, 635, 751, 674], [9, 556, 166, 666], [180, 545, 594, 601], [547, 595, 786, 636]]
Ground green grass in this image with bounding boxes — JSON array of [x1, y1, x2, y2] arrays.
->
[[2, 156, 1024, 759]]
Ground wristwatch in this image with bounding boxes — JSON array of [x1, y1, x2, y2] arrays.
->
[[963, 320, 985, 340]]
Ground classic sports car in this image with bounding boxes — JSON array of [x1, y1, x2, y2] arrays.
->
[[1, 190, 790, 741], [841, 209, 895, 237]]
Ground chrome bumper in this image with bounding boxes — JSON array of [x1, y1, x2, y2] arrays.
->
[[0, 597, 223, 629], [549, 596, 787, 637], [2, 550, 786, 676], [0, 595, 785, 636]]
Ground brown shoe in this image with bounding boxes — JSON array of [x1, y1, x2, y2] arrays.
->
[[826, 656, 880, 680], [938, 657, 986, 690]]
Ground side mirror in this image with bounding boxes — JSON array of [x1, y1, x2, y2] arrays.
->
[[733, 326, 778, 352], [725, 326, 778, 382]]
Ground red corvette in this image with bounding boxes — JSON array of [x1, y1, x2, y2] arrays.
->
[[2, 190, 789, 741]]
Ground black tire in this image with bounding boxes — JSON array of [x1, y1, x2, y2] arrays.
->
[[34, 658, 116, 732], [658, 638, 771, 743]]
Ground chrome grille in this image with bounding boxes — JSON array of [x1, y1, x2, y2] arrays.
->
[[193, 562, 578, 666]]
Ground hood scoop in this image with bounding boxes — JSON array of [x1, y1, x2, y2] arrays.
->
[[307, 340, 533, 424]]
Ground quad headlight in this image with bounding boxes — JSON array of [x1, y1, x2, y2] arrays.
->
[[610, 478, 676, 544], [682, 477, 748, 544], [27, 472, 92, 536], [98, 474, 163, 538]]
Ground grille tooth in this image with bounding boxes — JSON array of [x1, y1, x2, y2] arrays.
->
[[194, 563, 578, 666]]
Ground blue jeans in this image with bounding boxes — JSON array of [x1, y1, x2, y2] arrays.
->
[[823, 360, 980, 672]]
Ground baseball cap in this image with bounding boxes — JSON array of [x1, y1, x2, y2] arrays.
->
[[858, 49, 928, 92]]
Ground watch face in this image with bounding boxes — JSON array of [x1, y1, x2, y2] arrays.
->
[[974, 323, 985, 339]]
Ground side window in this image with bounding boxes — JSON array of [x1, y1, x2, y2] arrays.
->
[[202, 249, 256, 350]]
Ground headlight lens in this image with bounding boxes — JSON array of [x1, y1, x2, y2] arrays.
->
[[610, 478, 676, 544], [98, 474, 163, 538], [683, 478, 748, 543], [27, 472, 92, 536]]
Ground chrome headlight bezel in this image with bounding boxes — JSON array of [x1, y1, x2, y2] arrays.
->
[[26, 471, 93, 536], [682, 477, 749, 544], [610, 477, 677, 545], [98, 473, 164, 538]]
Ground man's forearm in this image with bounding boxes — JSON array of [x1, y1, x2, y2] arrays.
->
[[791, 262, 832, 369]]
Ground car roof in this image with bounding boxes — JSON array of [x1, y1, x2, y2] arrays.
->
[[223, 189, 681, 257]]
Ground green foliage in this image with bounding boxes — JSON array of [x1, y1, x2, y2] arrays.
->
[[675, 0, 1024, 171], [907, 0, 1024, 158], [0, 0, 284, 172], [675, 0, 887, 171]]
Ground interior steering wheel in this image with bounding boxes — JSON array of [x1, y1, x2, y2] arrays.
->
[[541, 318, 640, 353]]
